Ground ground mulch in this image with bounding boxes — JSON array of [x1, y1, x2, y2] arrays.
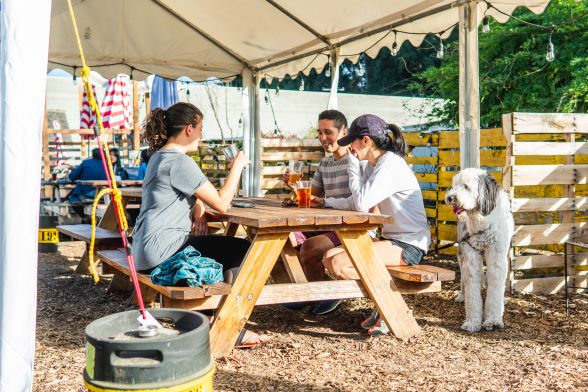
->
[[34, 242, 588, 391]]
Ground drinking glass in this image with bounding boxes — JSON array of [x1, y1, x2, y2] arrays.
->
[[222, 144, 239, 161], [288, 160, 304, 186], [296, 180, 311, 208]]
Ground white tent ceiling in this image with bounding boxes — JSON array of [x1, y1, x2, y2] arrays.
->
[[49, 0, 550, 81]]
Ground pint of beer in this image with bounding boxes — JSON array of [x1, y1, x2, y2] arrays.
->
[[296, 180, 311, 208]]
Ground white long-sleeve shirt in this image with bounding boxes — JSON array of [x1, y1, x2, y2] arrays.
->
[[325, 152, 431, 252]]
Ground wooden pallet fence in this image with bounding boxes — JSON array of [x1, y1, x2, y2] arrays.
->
[[260, 138, 325, 198], [432, 128, 507, 254], [503, 112, 588, 294]]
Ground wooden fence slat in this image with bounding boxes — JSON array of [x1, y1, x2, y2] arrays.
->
[[421, 190, 438, 201], [438, 170, 502, 188], [512, 113, 588, 134], [261, 139, 321, 148], [437, 223, 457, 242], [513, 141, 588, 156], [512, 222, 587, 246], [512, 253, 588, 270], [406, 156, 438, 165], [511, 197, 588, 212], [438, 149, 506, 167], [403, 132, 439, 147], [512, 164, 588, 186], [415, 173, 438, 183], [262, 152, 324, 162], [512, 276, 588, 294], [439, 128, 506, 148]]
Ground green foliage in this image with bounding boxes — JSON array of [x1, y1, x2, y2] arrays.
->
[[408, 0, 588, 127]]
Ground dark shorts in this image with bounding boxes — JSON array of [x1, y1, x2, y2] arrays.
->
[[384, 238, 425, 265], [293, 231, 341, 247]]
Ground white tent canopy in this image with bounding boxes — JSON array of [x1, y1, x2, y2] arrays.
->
[[48, 0, 551, 195], [50, 0, 550, 81]]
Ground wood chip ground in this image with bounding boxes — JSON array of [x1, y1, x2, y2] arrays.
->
[[34, 242, 588, 391]]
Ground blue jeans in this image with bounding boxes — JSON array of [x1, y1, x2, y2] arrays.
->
[[384, 238, 424, 265]]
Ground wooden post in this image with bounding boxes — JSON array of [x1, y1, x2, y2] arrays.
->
[[564, 120, 576, 293], [132, 80, 140, 151], [458, 1, 480, 169], [42, 106, 51, 197], [241, 69, 261, 197], [502, 113, 515, 293]]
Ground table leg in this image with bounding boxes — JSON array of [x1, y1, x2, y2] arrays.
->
[[280, 235, 307, 283], [224, 222, 239, 237], [209, 232, 288, 357], [337, 230, 421, 339]]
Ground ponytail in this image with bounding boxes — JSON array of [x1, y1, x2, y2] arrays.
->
[[141, 102, 203, 153], [370, 123, 406, 157]]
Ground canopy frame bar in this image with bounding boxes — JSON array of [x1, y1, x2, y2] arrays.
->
[[256, 0, 459, 72], [152, 0, 253, 71], [265, 0, 331, 46]]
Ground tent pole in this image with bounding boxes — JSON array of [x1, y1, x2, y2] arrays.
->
[[241, 69, 261, 196], [327, 48, 340, 110], [458, 0, 480, 169]]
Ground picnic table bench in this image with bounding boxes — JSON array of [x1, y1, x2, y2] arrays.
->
[[95, 190, 454, 357], [98, 247, 452, 306]]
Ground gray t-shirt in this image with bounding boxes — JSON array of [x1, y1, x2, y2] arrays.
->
[[131, 149, 207, 270]]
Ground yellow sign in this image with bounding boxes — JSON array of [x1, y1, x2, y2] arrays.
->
[[38, 228, 59, 244]]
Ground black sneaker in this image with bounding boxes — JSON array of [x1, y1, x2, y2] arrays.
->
[[282, 301, 313, 311], [310, 299, 343, 315]]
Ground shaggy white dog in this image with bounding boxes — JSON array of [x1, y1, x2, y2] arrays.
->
[[445, 168, 514, 332]]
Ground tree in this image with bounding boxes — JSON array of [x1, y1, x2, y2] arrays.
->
[[408, 0, 588, 127]]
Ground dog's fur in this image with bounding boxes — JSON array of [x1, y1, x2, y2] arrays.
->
[[445, 168, 514, 332]]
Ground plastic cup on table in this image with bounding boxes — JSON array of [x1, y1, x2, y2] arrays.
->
[[295, 180, 311, 208]]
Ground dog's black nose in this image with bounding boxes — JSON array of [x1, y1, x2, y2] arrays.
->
[[446, 195, 455, 204]]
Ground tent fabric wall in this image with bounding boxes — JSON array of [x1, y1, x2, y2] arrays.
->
[[0, 0, 52, 391], [48, 0, 550, 81]]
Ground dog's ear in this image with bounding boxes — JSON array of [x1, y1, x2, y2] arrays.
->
[[478, 172, 500, 216]]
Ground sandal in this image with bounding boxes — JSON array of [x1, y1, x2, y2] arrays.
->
[[234, 328, 272, 349]]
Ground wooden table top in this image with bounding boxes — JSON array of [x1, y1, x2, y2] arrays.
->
[[77, 180, 143, 187], [118, 188, 392, 228]]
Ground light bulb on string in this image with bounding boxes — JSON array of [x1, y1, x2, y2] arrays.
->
[[546, 33, 555, 62], [264, 90, 269, 104], [299, 78, 304, 91], [325, 64, 331, 78], [482, 16, 490, 34], [436, 36, 444, 60], [391, 30, 398, 56], [275, 84, 280, 96], [357, 62, 365, 77]]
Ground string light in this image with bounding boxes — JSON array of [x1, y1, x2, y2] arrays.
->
[[275, 84, 280, 96], [72, 66, 77, 82], [129, 66, 134, 80], [546, 32, 555, 62], [325, 63, 331, 78], [264, 89, 269, 104], [482, 16, 490, 33], [298, 77, 304, 91], [357, 54, 365, 77], [436, 35, 444, 60], [391, 30, 398, 56]]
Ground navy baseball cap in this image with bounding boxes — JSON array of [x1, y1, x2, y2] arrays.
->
[[337, 114, 387, 146]]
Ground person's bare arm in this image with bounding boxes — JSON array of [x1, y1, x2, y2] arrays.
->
[[195, 151, 249, 213]]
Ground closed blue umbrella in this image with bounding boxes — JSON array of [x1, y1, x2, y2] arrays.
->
[[150, 75, 179, 110]]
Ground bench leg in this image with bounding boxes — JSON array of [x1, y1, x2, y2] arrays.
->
[[75, 249, 91, 274], [336, 230, 421, 340], [107, 273, 133, 295], [130, 285, 159, 307]]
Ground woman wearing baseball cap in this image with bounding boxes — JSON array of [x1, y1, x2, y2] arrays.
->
[[317, 114, 431, 336]]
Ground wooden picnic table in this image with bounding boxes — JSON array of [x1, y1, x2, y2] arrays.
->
[[111, 188, 422, 357]]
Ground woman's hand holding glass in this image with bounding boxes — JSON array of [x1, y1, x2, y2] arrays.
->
[[229, 151, 250, 170]]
